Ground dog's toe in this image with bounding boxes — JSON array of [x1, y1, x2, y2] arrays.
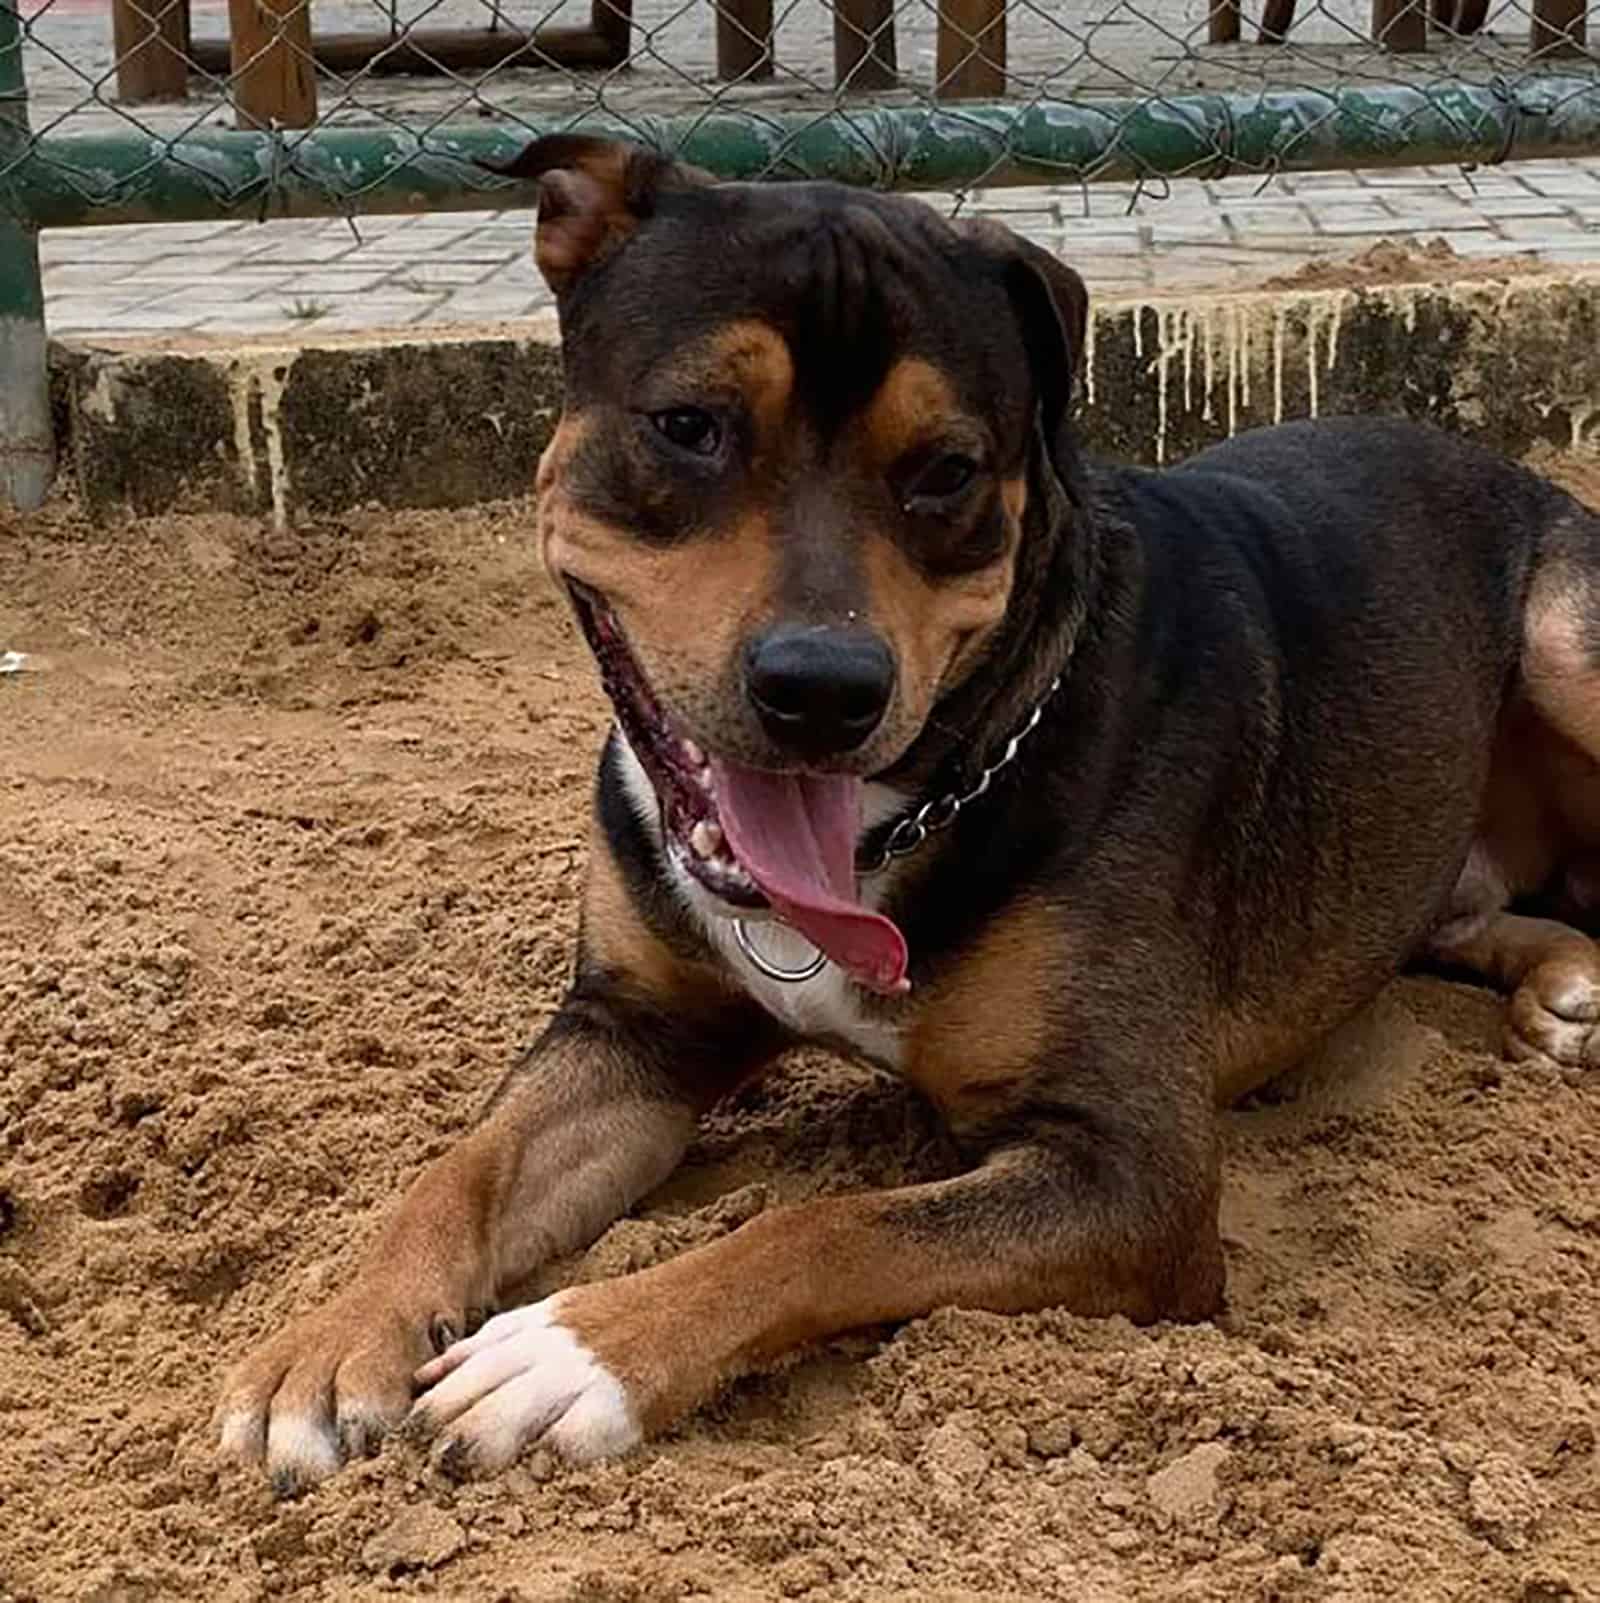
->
[[265, 1409, 343, 1495], [409, 1293, 641, 1476]]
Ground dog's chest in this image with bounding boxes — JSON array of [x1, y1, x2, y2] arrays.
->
[[699, 919, 904, 1069], [615, 740, 907, 1071]]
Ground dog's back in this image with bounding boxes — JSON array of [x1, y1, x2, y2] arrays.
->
[[1074, 417, 1600, 1091]]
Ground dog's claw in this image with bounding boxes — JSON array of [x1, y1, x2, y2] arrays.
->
[[337, 1413, 386, 1461], [271, 1467, 311, 1503], [431, 1434, 479, 1483], [399, 1405, 434, 1446]]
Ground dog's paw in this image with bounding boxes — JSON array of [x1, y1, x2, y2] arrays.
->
[[215, 1288, 462, 1496], [1506, 958, 1600, 1069], [407, 1293, 643, 1478]]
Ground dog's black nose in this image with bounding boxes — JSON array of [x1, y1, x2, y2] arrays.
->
[[745, 626, 896, 760]]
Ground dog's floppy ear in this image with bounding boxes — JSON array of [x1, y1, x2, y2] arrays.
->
[[958, 219, 1088, 493], [1004, 241, 1088, 447], [485, 135, 713, 297]]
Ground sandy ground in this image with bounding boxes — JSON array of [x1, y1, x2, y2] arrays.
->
[[3, 453, 1600, 1603]]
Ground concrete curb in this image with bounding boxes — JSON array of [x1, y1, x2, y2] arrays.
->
[[51, 314, 565, 526], [47, 273, 1600, 525]]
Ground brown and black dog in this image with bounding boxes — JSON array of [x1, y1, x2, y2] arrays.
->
[[218, 135, 1600, 1492]]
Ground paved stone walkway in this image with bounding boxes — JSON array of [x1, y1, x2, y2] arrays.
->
[[37, 155, 1600, 339]]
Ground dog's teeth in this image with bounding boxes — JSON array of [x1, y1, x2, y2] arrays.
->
[[689, 820, 723, 859], [682, 739, 705, 766], [699, 765, 714, 791]]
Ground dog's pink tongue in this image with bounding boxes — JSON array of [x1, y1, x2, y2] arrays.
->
[[710, 758, 909, 995]]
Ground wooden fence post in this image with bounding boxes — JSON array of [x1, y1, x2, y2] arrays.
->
[[834, 0, 896, 91], [937, 0, 1005, 100], [229, 0, 317, 131], [716, 0, 774, 80], [112, 0, 191, 102], [1531, 0, 1586, 54]]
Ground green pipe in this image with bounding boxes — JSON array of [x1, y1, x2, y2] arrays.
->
[[3, 75, 1600, 229], [0, 0, 53, 513]]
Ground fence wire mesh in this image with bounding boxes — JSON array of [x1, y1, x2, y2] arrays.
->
[[2, 0, 1600, 230]]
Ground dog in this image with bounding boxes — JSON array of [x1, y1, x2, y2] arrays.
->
[[216, 134, 1600, 1493]]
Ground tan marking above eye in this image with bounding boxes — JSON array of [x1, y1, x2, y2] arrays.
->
[[705, 321, 793, 437], [643, 320, 794, 444], [861, 358, 971, 466]]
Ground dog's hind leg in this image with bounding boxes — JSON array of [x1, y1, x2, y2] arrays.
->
[[1428, 505, 1600, 1069]]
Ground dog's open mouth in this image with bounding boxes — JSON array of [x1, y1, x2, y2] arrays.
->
[[568, 582, 909, 995]]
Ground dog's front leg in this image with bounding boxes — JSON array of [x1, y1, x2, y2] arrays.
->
[[408, 1069, 1227, 1473], [216, 839, 776, 1494]]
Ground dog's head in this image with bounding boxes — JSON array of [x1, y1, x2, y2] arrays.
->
[[510, 136, 1088, 992]]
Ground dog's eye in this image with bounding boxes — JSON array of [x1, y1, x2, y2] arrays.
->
[[651, 408, 721, 457], [912, 453, 979, 501]]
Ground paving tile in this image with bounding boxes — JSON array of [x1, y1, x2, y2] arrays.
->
[[188, 312, 329, 333], [279, 269, 402, 293], [137, 285, 293, 308], [117, 262, 303, 283], [1465, 194, 1584, 217], [1519, 242, 1600, 264], [412, 209, 501, 227], [1520, 175, 1600, 199], [1425, 228, 1535, 253], [380, 260, 509, 285], [1491, 214, 1591, 240]]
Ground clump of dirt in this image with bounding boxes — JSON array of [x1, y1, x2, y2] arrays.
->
[[1258, 235, 1552, 292], [2, 462, 1599, 1603]]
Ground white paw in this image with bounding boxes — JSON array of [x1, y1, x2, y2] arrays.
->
[[408, 1294, 641, 1476]]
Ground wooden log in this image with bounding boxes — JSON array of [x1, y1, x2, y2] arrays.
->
[[112, 0, 191, 103], [937, 0, 1005, 100], [1371, 0, 1427, 49], [835, 0, 896, 91], [229, 0, 317, 130], [1530, 0, 1586, 54], [191, 23, 627, 76], [716, 0, 774, 81]]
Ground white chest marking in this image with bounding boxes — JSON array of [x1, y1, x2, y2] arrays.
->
[[615, 737, 909, 1071]]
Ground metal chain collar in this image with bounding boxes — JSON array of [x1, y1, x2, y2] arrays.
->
[[857, 673, 1063, 875]]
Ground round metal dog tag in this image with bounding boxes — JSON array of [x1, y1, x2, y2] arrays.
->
[[732, 918, 828, 984]]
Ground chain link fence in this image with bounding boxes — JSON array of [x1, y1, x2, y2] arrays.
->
[[3, 0, 1600, 506], [7, 0, 1600, 212]]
